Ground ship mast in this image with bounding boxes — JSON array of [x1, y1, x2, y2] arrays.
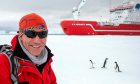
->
[[72, 0, 87, 20]]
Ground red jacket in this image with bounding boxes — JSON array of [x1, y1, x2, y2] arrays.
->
[[0, 35, 57, 84]]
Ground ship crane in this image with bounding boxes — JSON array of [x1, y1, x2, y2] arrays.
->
[[72, 0, 87, 20]]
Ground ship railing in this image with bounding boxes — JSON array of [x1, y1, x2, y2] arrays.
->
[[98, 22, 115, 26]]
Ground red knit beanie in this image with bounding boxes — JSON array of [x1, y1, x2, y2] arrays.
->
[[19, 13, 47, 30]]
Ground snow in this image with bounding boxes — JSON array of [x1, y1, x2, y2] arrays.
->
[[0, 35, 140, 84]]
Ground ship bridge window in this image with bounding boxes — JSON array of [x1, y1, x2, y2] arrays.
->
[[135, 4, 140, 10]]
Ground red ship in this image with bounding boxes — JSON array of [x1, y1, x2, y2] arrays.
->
[[60, 0, 140, 35]]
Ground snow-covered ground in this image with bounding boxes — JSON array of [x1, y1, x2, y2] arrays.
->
[[0, 35, 140, 84]]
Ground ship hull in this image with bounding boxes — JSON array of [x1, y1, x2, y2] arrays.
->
[[60, 20, 140, 35]]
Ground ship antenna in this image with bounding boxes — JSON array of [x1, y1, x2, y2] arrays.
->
[[72, 0, 87, 20]]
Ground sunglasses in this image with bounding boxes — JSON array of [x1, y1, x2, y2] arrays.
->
[[22, 29, 48, 38]]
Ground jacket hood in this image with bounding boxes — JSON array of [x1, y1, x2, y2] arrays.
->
[[11, 35, 18, 50]]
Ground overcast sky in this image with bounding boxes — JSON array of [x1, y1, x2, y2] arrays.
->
[[0, 0, 139, 31]]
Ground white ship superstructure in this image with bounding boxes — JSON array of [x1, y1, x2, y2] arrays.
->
[[110, 0, 140, 25]]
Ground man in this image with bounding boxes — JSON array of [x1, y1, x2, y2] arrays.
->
[[0, 13, 57, 84]]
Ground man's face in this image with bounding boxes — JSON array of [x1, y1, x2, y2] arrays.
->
[[19, 28, 47, 56]]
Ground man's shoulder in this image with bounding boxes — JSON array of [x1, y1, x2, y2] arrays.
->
[[0, 53, 11, 67], [0, 53, 9, 61]]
